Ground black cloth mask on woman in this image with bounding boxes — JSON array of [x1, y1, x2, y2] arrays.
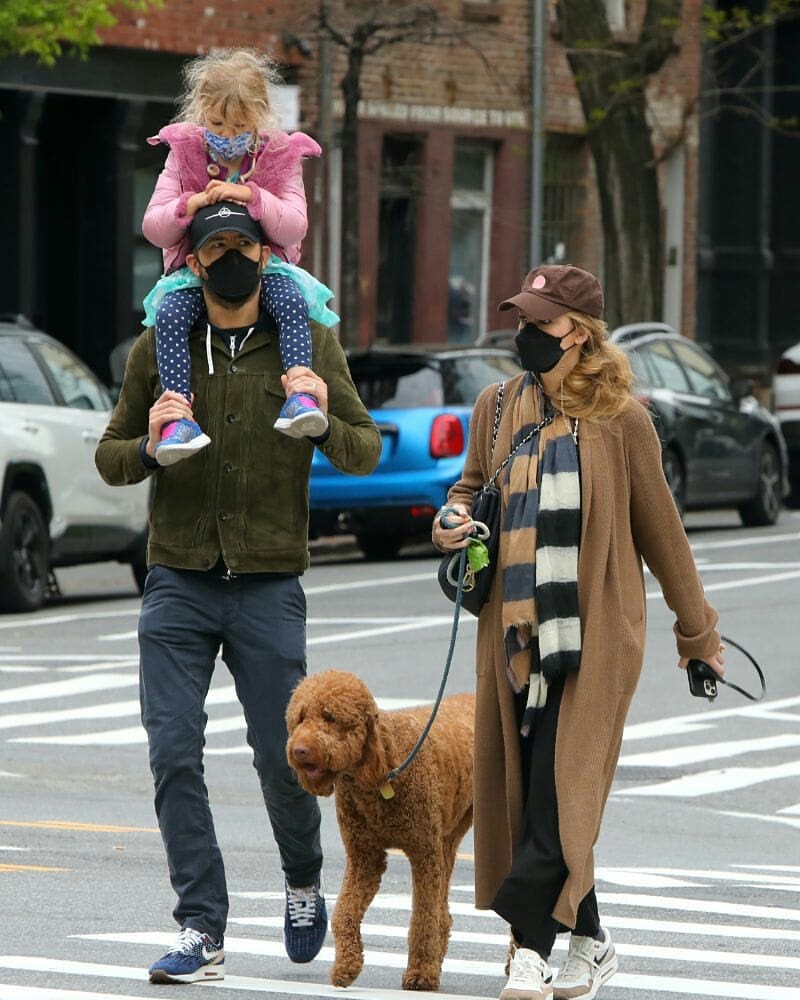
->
[[202, 249, 261, 303], [515, 321, 574, 375]]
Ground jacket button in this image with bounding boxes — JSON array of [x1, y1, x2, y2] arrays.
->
[[223, 463, 233, 473], [226, 414, 236, 424], [230, 364, 239, 374]]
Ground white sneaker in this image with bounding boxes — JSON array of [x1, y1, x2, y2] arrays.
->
[[500, 947, 553, 1000], [553, 927, 618, 999]]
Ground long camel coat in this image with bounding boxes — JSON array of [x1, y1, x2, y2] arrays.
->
[[446, 374, 720, 928]]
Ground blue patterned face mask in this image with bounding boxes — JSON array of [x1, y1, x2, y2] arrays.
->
[[204, 129, 253, 162]]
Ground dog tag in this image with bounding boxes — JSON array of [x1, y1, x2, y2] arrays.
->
[[379, 780, 395, 800]]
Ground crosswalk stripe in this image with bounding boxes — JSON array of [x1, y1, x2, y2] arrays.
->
[[4, 951, 797, 1000], [76, 930, 800, 975], [619, 733, 800, 768], [619, 759, 800, 797], [0, 674, 135, 706], [0, 957, 489, 1000], [0, 986, 150, 1000]]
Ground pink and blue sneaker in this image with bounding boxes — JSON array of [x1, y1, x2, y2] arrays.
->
[[155, 418, 211, 466], [274, 393, 329, 439]]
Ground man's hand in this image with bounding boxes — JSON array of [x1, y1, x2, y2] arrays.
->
[[282, 367, 328, 414], [205, 180, 253, 204], [146, 390, 194, 459]]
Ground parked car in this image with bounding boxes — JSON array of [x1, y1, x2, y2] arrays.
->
[[773, 340, 800, 503], [0, 316, 151, 612], [610, 323, 788, 525], [309, 345, 522, 559], [477, 323, 789, 526]]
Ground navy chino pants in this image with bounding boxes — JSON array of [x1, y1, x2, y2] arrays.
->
[[138, 564, 323, 939]]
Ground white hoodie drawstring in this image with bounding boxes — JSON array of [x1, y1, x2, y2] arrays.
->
[[206, 323, 214, 375]]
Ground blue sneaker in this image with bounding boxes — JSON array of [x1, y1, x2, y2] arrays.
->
[[155, 418, 211, 467], [148, 927, 224, 984], [284, 874, 328, 963], [274, 393, 329, 439]]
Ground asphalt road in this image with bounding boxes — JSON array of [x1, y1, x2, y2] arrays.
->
[[1, 508, 799, 1000]]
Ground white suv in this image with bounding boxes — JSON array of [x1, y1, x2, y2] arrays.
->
[[0, 316, 150, 612]]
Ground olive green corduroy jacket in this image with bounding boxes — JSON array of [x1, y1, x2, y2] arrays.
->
[[95, 320, 381, 573]]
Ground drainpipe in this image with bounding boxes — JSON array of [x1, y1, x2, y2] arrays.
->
[[529, 0, 546, 267]]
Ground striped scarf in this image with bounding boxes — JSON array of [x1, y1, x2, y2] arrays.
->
[[500, 374, 581, 733]]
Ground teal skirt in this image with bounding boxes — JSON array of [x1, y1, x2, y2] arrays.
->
[[142, 259, 340, 329]]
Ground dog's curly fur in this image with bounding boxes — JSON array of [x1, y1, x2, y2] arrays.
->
[[286, 670, 474, 991]]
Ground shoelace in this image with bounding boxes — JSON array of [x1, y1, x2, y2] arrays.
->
[[558, 938, 595, 980], [286, 885, 318, 928], [508, 950, 548, 986], [166, 927, 206, 956]]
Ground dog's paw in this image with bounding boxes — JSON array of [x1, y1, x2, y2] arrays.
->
[[402, 968, 440, 991], [331, 960, 362, 988]]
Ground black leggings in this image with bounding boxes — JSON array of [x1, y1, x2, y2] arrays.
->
[[491, 678, 600, 960], [155, 273, 311, 401]]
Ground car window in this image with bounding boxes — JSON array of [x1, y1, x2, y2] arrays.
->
[[349, 360, 444, 409], [35, 341, 111, 410], [441, 354, 522, 404], [0, 338, 56, 404], [669, 340, 731, 402], [640, 341, 691, 392], [626, 347, 656, 391]]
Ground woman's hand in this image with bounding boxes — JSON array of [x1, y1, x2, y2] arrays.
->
[[146, 390, 195, 459], [432, 504, 473, 552], [205, 180, 253, 204], [679, 644, 725, 677]]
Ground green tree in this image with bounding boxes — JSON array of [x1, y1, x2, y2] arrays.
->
[[0, 0, 157, 66]]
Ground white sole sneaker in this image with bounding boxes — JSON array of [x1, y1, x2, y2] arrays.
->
[[149, 960, 225, 984], [273, 411, 329, 439], [155, 432, 212, 467]]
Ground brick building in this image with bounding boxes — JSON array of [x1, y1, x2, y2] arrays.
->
[[0, 0, 794, 382]]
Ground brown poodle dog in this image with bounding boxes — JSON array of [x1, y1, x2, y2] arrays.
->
[[286, 670, 474, 991]]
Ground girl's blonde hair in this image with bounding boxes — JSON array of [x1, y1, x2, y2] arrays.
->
[[559, 311, 633, 420], [174, 49, 282, 131]]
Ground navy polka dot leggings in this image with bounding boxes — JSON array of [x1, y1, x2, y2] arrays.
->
[[154, 273, 312, 400]]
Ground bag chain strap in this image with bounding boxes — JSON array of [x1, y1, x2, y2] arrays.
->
[[483, 381, 555, 488]]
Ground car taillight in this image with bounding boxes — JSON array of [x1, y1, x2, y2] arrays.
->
[[776, 357, 800, 375], [430, 414, 464, 458]]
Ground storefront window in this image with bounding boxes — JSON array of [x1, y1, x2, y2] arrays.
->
[[449, 142, 493, 343]]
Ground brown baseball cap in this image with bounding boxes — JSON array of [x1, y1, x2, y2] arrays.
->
[[498, 264, 604, 320]]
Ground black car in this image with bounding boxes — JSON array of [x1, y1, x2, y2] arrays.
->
[[479, 322, 789, 525]]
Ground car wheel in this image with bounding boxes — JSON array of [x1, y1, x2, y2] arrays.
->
[[738, 441, 782, 527], [356, 531, 404, 561], [0, 491, 49, 613], [662, 447, 685, 520]]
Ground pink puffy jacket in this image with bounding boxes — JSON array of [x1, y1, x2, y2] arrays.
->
[[142, 123, 322, 273]]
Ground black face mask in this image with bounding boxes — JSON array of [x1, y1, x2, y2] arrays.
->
[[202, 248, 261, 303], [515, 321, 573, 375]]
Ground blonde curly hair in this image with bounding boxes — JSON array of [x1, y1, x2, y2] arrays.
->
[[558, 311, 633, 420], [174, 49, 282, 132]]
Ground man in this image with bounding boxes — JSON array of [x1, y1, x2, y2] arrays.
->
[[96, 201, 381, 985]]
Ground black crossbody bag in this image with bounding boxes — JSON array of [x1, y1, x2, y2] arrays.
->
[[437, 383, 553, 617]]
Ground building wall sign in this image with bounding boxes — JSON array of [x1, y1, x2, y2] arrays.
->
[[333, 98, 527, 129]]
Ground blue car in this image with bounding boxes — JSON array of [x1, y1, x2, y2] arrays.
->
[[310, 345, 522, 559]]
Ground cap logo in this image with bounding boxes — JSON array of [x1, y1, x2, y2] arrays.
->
[[531, 275, 546, 290], [206, 206, 247, 221]]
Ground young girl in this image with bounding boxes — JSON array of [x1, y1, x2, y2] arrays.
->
[[141, 48, 339, 465]]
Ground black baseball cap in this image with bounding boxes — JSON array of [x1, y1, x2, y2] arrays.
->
[[189, 201, 263, 252]]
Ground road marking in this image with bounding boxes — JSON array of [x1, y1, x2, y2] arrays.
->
[[0, 820, 157, 834], [0, 986, 153, 1000], [618, 758, 800, 797], [689, 530, 800, 551], [0, 674, 135, 706], [622, 695, 800, 742], [719, 809, 800, 831], [619, 732, 800, 768], [596, 865, 800, 891], [596, 890, 800, 922], [0, 863, 71, 872]]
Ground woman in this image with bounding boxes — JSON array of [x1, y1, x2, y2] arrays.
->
[[432, 264, 725, 1000]]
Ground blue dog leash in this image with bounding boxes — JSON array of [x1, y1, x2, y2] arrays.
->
[[379, 544, 469, 799]]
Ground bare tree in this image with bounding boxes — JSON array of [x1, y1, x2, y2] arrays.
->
[[310, 0, 491, 343]]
